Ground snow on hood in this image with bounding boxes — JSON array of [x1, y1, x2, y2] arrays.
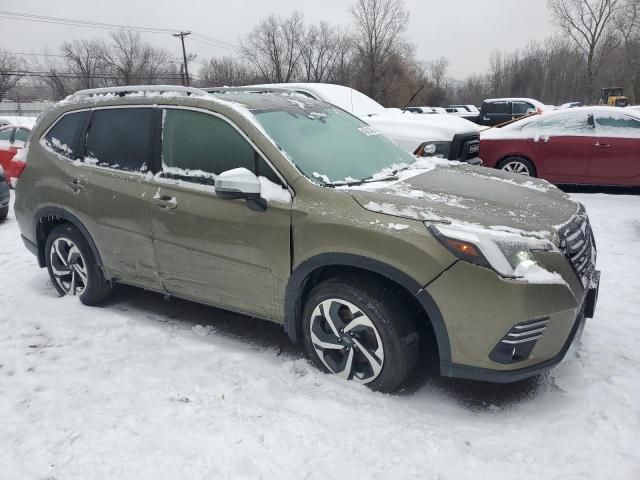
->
[[365, 110, 481, 145], [345, 161, 579, 239]]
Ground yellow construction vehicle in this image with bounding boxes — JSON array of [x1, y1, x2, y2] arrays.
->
[[599, 87, 629, 107]]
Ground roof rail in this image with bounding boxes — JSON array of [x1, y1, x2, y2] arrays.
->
[[68, 85, 210, 100]]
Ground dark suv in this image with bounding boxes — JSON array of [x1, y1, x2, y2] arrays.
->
[[478, 98, 547, 126]]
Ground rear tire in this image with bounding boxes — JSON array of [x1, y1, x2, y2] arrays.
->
[[497, 156, 536, 177], [302, 276, 419, 393], [0, 205, 7, 222], [45, 224, 113, 305]]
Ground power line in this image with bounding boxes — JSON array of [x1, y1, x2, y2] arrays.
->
[[0, 10, 238, 50]]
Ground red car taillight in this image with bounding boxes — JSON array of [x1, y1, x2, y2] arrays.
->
[[9, 159, 26, 188]]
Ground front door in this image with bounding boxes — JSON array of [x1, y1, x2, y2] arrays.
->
[[523, 111, 595, 183], [148, 107, 292, 320]]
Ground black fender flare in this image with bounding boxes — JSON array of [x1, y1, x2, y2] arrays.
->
[[33, 206, 103, 268], [284, 253, 452, 363]]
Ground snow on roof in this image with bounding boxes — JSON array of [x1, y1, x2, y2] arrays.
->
[[248, 82, 386, 116], [0, 116, 37, 129]]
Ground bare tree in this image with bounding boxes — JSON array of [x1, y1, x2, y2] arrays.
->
[[300, 23, 353, 82], [0, 49, 24, 99], [548, 0, 621, 99], [428, 56, 449, 89], [199, 56, 258, 86], [615, 0, 640, 101], [240, 12, 305, 83], [101, 31, 176, 85], [349, 0, 410, 100], [60, 39, 109, 90]]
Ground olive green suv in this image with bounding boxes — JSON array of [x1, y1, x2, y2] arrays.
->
[[14, 86, 600, 392]]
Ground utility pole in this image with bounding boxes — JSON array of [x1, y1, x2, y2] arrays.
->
[[173, 31, 191, 86]]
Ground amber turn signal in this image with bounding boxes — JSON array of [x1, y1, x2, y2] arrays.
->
[[445, 238, 480, 258]]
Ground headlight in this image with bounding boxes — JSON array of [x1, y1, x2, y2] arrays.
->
[[427, 223, 558, 278], [420, 141, 450, 158]]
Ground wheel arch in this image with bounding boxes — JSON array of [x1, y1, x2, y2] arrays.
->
[[33, 207, 103, 269], [284, 253, 452, 364]]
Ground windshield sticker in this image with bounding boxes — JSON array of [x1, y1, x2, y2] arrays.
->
[[308, 112, 327, 120], [359, 126, 381, 136]]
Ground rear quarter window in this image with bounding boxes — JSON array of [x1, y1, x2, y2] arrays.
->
[[44, 111, 89, 158]]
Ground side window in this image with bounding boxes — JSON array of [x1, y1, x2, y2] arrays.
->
[[161, 109, 281, 185], [44, 111, 89, 158], [512, 102, 531, 115], [595, 113, 640, 138], [14, 128, 29, 147], [84, 108, 154, 171], [486, 102, 509, 114], [0, 128, 13, 142]]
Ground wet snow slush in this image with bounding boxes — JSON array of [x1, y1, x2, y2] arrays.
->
[[1, 190, 639, 479]]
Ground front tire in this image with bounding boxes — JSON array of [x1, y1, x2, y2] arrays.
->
[[0, 205, 7, 222], [302, 277, 419, 392], [497, 156, 536, 177], [45, 224, 113, 305]]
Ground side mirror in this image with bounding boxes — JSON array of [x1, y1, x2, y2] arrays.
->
[[214, 167, 267, 212]]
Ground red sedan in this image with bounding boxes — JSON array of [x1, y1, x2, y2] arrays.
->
[[0, 124, 31, 185], [480, 106, 640, 186]]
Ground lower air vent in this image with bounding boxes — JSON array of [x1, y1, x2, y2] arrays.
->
[[489, 317, 550, 364]]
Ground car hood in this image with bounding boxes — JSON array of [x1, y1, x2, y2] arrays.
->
[[359, 110, 480, 145], [346, 161, 580, 239]]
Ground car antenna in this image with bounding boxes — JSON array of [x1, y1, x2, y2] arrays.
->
[[402, 85, 425, 113]]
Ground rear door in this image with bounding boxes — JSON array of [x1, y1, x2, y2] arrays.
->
[[148, 107, 292, 320], [73, 106, 161, 289], [589, 111, 640, 185], [522, 111, 596, 183]]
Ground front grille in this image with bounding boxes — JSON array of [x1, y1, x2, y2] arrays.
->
[[557, 206, 597, 285], [448, 132, 480, 161]]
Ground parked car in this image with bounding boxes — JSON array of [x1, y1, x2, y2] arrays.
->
[[0, 166, 9, 221], [0, 124, 32, 185], [477, 98, 548, 127], [445, 105, 480, 123], [207, 83, 483, 164], [406, 106, 448, 114], [0, 116, 37, 129], [15, 85, 600, 392], [480, 106, 640, 186]]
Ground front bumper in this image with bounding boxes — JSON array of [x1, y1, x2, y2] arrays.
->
[[427, 255, 600, 383], [441, 271, 599, 383]]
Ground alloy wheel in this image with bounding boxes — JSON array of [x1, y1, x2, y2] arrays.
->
[[309, 298, 385, 384], [501, 161, 531, 176], [49, 237, 88, 295]]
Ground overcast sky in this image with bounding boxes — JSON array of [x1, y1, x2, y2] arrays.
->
[[0, 0, 555, 79]]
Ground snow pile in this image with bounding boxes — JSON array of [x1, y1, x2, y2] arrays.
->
[[0, 192, 639, 478]]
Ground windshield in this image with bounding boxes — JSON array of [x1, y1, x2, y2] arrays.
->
[[252, 103, 417, 185]]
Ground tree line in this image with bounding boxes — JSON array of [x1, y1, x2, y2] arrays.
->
[[1, 0, 638, 106]]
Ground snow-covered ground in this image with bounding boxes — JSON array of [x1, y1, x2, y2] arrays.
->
[[1, 191, 639, 479]]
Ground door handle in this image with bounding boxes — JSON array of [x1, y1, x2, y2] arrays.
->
[[595, 143, 611, 148], [66, 180, 85, 192], [153, 193, 177, 210]]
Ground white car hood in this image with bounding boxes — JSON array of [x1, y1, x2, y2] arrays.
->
[[359, 110, 480, 150]]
